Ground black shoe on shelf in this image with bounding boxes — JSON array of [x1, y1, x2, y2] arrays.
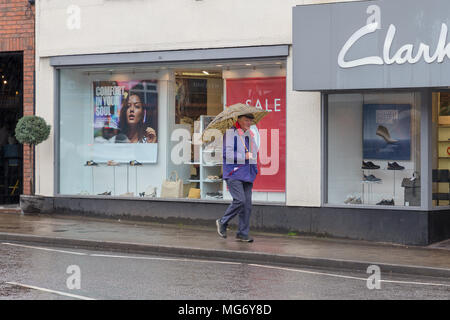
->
[[85, 160, 98, 166], [362, 161, 380, 170], [216, 219, 227, 239], [235, 234, 254, 243], [376, 199, 395, 205], [98, 191, 111, 196], [129, 160, 142, 166], [388, 162, 405, 170]]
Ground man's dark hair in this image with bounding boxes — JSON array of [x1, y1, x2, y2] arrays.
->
[[238, 113, 255, 120]]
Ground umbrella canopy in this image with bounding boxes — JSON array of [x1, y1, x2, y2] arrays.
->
[[201, 103, 268, 142]]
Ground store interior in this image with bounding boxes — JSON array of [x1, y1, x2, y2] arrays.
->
[[0, 53, 23, 205]]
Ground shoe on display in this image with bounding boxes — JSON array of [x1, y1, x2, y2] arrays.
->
[[85, 160, 98, 166], [107, 160, 119, 166], [129, 160, 143, 166], [344, 196, 355, 204], [120, 192, 134, 197], [363, 174, 382, 182], [388, 162, 405, 170], [376, 125, 399, 144], [98, 191, 111, 196], [376, 199, 395, 206], [362, 161, 380, 170], [349, 197, 362, 204]]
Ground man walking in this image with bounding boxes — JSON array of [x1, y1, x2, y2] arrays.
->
[[216, 114, 258, 242]]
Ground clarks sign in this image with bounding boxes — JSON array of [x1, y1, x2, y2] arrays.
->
[[338, 5, 450, 68], [293, 0, 450, 90]]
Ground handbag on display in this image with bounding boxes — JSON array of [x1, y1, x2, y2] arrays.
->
[[161, 171, 183, 198], [188, 188, 201, 199]]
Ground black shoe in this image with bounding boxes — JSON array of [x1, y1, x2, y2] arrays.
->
[[85, 160, 98, 166], [236, 234, 254, 243], [98, 191, 111, 196], [129, 160, 142, 166], [376, 199, 395, 205], [362, 161, 380, 170], [216, 219, 227, 238], [388, 162, 405, 170]]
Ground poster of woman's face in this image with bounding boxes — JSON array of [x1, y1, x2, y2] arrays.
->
[[93, 80, 158, 144]]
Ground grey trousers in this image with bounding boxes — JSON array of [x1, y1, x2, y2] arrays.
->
[[220, 179, 253, 237]]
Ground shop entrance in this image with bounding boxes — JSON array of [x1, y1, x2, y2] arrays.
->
[[0, 52, 23, 205]]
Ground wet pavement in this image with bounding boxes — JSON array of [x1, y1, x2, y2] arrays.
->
[[0, 212, 449, 270]]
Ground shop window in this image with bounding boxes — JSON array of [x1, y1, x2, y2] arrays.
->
[[432, 92, 450, 207], [326, 92, 422, 207], [58, 60, 286, 202]]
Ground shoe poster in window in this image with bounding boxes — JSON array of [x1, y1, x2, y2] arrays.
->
[[363, 104, 411, 160], [91, 80, 158, 163]]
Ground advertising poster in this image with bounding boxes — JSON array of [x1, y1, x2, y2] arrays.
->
[[92, 80, 158, 162], [226, 77, 286, 192], [363, 104, 411, 160]]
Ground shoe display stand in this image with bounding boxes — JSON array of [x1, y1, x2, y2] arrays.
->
[[184, 115, 223, 199], [361, 169, 381, 205], [361, 163, 409, 205], [84, 162, 119, 195], [85, 161, 145, 196]]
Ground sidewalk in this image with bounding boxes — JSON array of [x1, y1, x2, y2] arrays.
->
[[0, 212, 449, 277]]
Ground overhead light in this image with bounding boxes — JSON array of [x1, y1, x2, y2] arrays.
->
[[1, 75, 4, 79], [16, 91, 19, 95], [202, 70, 210, 75], [3, 80, 7, 84], [182, 72, 212, 76]]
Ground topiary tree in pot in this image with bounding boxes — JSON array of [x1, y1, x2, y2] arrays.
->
[[15, 115, 51, 196]]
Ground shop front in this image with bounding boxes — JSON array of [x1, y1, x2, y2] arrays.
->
[[33, 0, 449, 245], [293, 0, 450, 243]]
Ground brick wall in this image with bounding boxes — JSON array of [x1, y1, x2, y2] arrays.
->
[[0, 0, 35, 195]]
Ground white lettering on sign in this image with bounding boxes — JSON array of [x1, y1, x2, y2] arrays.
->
[[376, 110, 398, 125], [245, 99, 282, 112], [338, 5, 450, 68]]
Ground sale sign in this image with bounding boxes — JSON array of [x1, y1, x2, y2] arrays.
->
[[226, 77, 286, 192]]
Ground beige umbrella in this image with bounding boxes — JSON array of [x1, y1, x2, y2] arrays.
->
[[201, 103, 268, 142]]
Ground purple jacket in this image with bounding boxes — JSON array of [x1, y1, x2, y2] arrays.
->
[[223, 126, 258, 183]]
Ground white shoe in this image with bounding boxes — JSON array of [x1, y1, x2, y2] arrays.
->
[[376, 125, 398, 144]]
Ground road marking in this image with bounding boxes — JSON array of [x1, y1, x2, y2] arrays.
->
[[6, 282, 96, 300], [2, 242, 241, 265], [90, 253, 242, 265], [249, 264, 450, 288], [2, 242, 88, 256]]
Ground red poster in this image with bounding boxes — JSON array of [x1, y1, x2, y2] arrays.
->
[[226, 77, 286, 192]]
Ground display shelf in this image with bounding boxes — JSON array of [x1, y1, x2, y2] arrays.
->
[[199, 115, 223, 199]]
